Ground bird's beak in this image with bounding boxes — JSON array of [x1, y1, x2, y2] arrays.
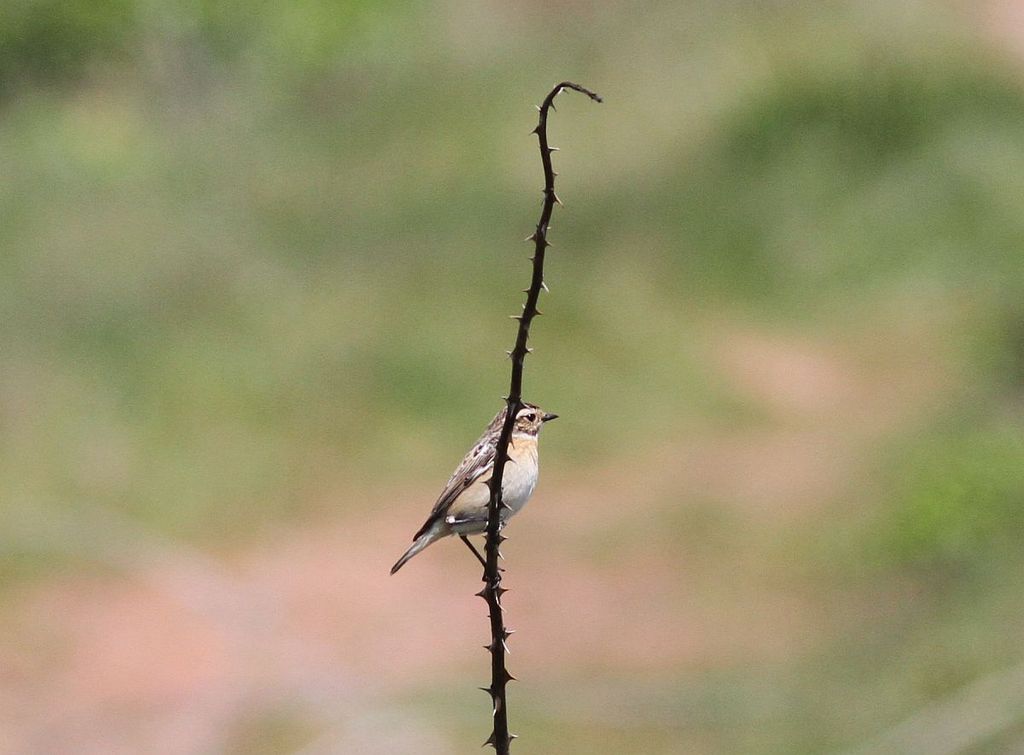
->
[[542, 412, 559, 423]]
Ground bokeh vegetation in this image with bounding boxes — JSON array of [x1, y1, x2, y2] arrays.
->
[[4, 0, 1024, 752]]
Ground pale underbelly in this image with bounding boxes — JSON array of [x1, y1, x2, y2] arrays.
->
[[447, 463, 538, 534]]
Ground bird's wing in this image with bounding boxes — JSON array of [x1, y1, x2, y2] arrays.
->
[[412, 435, 496, 541]]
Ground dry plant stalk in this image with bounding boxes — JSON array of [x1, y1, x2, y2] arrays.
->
[[479, 81, 601, 753]]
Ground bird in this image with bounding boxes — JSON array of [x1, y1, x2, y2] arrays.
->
[[390, 402, 558, 574]]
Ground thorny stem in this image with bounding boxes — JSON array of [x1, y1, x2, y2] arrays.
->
[[480, 81, 601, 754]]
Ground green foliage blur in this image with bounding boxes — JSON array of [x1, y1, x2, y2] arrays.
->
[[0, 0, 398, 90], [4, 0, 1024, 751]]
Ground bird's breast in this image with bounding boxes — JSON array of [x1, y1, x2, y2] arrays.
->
[[502, 438, 539, 513]]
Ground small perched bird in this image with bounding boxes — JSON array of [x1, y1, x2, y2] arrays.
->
[[390, 402, 558, 574]]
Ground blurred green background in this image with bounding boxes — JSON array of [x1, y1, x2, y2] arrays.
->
[[4, 0, 1024, 752]]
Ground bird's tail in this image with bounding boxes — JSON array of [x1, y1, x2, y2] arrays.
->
[[390, 524, 442, 575]]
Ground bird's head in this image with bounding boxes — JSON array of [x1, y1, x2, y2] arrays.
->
[[513, 402, 558, 437]]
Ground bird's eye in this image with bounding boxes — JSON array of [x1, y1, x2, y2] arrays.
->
[[525, 413, 536, 422]]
